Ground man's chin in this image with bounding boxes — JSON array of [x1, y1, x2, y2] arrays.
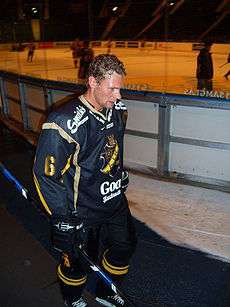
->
[[107, 102, 114, 109]]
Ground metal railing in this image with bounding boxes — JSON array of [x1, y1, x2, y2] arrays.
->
[[1, 70, 230, 192]]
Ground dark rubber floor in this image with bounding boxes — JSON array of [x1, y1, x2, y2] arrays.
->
[[0, 129, 229, 307]]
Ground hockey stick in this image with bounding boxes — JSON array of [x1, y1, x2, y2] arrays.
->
[[0, 161, 137, 307]]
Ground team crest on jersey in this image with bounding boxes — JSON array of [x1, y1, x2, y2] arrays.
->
[[100, 134, 120, 176], [67, 105, 88, 134]]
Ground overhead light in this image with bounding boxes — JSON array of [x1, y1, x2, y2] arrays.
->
[[112, 6, 118, 12], [169, 1, 175, 5]]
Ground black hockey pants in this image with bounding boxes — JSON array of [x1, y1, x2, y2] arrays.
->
[[57, 196, 137, 302]]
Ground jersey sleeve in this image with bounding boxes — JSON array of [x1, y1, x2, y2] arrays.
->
[[33, 121, 78, 217]]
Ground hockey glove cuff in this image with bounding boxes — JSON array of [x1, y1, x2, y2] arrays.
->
[[122, 170, 129, 192], [50, 214, 84, 254]]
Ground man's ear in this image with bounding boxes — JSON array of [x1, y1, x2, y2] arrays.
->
[[88, 76, 97, 89]]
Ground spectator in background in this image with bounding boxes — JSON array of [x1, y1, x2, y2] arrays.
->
[[196, 43, 213, 91], [27, 42, 36, 62], [78, 41, 94, 82]]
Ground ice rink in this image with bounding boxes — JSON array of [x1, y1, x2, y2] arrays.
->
[[0, 46, 229, 262], [0, 46, 230, 95]]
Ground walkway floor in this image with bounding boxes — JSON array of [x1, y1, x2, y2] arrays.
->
[[0, 127, 229, 307]]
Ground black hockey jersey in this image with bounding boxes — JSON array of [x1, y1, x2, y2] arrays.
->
[[33, 95, 128, 222]]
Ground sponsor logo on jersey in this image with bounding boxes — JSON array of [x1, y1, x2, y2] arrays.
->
[[114, 100, 127, 110], [100, 179, 121, 203], [67, 106, 88, 134]]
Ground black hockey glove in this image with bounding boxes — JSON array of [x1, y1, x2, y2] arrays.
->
[[121, 170, 129, 192], [50, 214, 84, 254]]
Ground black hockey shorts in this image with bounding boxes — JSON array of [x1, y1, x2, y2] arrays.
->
[[58, 197, 137, 282], [99, 206, 137, 276]]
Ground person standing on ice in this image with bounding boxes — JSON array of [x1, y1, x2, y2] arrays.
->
[[196, 43, 213, 91], [33, 54, 137, 307], [223, 53, 230, 80], [71, 38, 82, 68], [78, 40, 94, 83], [27, 42, 36, 62]]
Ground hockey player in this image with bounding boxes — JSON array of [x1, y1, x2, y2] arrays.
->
[[224, 53, 230, 80], [33, 54, 137, 307], [106, 39, 112, 54], [71, 39, 82, 68], [196, 43, 213, 91], [27, 42, 35, 62], [78, 41, 94, 82]]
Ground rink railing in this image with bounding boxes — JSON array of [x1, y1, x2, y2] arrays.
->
[[1, 41, 229, 54], [0, 70, 230, 192]]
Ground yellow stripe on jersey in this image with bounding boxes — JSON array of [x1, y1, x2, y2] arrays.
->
[[73, 146, 81, 210], [42, 122, 77, 144], [33, 169, 52, 216], [61, 155, 72, 175]]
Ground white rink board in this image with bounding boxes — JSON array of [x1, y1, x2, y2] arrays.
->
[[124, 99, 159, 134], [124, 134, 158, 168], [170, 105, 230, 143], [169, 142, 230, 181]]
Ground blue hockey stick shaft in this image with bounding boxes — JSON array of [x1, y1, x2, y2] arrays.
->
[[0, 162, 29, 199], [79, 248, 119, 294], [0, 161, 137, 307]]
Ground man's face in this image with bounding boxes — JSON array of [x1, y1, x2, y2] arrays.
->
[[90, 72, 124, 111]]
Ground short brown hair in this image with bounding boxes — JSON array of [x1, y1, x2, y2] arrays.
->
[[87, 54, 126, 83]]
